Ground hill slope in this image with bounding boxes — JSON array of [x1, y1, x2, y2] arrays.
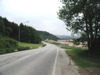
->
[[38, 31, 59, 41], [0, 16, 41, 43]]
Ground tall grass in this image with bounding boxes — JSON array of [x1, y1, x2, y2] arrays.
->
[[62, 46, 100, 68]]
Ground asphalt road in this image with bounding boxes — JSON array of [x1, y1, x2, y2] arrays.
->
[[0, 43, 58, 75]]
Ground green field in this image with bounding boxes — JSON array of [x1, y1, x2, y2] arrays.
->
[[62, 46, 100, 68], [18, 42, 43, 49]]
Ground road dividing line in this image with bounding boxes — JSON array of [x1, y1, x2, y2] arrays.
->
[[52, 47, 59, 75]]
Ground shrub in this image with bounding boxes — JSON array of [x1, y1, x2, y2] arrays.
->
[[0, 36, 18, 54], [43, 44, 46, 47], [17, 46, 30, 51]]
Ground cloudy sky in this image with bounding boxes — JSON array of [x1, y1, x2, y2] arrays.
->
[[0, 0, 71, 35]]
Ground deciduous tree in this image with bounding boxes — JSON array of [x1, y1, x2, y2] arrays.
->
[[58, 0, 100, 55]]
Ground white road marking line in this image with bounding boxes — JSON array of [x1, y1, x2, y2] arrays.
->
[[52, 47, 59, 75]]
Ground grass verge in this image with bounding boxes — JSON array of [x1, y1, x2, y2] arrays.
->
[[18, 42, 43, 49], [62, 46, 100, 68], [0, 36, 43, 54]]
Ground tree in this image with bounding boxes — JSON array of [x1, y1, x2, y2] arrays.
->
[[9, 22, 19, 40], [0, 20, 5, 35], [0, 16, 41, 44], [58, 0, 100, 55], [73, 33, 87, 45], [20, 23, 41, 43]]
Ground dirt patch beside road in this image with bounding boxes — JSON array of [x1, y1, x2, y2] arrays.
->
[[79, 68, 100, 75]]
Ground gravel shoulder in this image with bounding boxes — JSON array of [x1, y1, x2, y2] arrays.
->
[[55, 48, 81, 75], [55, 47, 100, 75]]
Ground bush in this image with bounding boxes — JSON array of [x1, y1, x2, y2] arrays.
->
[[43, 44, 46, 47], [17, 46, 30, 51], [0, 36, 18, 54]]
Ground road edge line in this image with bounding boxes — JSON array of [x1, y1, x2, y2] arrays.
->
[[52, 47, 59, 75]]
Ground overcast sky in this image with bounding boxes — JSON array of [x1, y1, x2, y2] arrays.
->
[[0, 0, 71, 35]]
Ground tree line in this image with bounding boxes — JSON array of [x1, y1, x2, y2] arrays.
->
[[58, 0, 100, 55], [0, 16, 41, 44]]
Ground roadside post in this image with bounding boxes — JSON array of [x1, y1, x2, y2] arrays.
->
[[68, 55, 71, 65]]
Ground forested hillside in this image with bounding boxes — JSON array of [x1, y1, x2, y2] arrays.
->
[[0, 16, 41, 43], [38, 31, 59, 41]]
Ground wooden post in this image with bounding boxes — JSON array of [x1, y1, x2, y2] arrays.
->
[[68, 55, 71, 65]]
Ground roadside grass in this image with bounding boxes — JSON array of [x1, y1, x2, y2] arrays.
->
[[0, 37, 43, 54], [50, 42, 58, 46], [18, 42, 43, 49], [62, 46, 76, 49], [62, 46, 100, 68]]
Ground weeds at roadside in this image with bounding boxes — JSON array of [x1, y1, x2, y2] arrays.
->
[[62, 46, 100, 68]]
